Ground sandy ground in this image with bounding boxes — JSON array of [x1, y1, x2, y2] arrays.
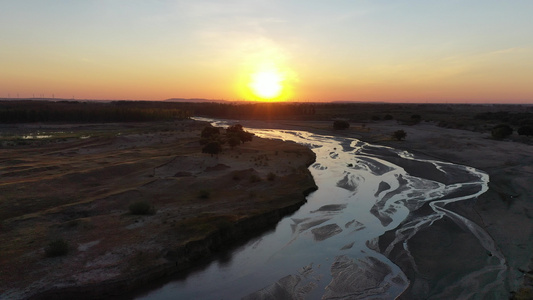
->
[[0, 121, 317, 299], [240, 119, 533, 298]]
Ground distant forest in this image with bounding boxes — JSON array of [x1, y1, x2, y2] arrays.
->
[[0, 100, 189, 123], [2, 100, 533, 129]]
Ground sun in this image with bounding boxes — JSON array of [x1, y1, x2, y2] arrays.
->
[[249, 69, 283, 100]]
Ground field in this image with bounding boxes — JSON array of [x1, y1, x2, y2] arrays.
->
[[0, 119, 316, 299]]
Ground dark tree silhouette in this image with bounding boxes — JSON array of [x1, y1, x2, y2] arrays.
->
[[201, 126, 220, 139], [392, 130, 407, 141], [491, 124, 513, 140], [202, 141, 222, 157], [226, 124, 253, 143], [333, 120, 350, 130], [517, 125, 533, 136]]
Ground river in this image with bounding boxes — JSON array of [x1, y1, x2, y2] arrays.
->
[[137, 118, 506, 299]]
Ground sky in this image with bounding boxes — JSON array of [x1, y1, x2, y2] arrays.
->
[[1, 0, 532, 103]]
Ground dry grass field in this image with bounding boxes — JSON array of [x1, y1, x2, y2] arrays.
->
[[0, 120, 316, 299]]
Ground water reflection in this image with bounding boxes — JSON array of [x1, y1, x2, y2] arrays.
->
[[137, 118, 504, 299]]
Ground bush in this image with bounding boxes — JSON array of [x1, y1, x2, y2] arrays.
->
[[371, 115, 381, 121], [491, 124, 513, 140], [249, 174, 261, 183], [517, 125, 533, 136], [226, 124, 253, 143], [227, 135, 241, 148], [45, 239, 69, 257], [202, 141, 222, 156], [129, 200, 156, 215], [333, 120, 350, 130], [267, 172, 276, 181], [201, 126, 220, 139], [392, 130, 407, 141], [384, 114, 393, 120], [198, 190, 210, 199]]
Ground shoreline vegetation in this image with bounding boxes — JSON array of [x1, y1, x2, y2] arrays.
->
[[1, 100, 532, 299]]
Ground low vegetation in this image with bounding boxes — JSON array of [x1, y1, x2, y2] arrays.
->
[[200, 124, 254, 156], [45, 239, 69, 257], [491, 124, 513, 140], [129, 200, 156, 215], [0, 100, 189, 123], [392, 130, 407, 141], [333, 120, 350, 130]]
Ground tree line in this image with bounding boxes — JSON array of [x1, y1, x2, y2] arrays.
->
[[0, 100, 190, 123]]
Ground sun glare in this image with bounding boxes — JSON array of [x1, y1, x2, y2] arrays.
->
[[249, 69, 283, 100]]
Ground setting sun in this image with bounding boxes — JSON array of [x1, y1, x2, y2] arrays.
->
[[249, 70, 283, 100]]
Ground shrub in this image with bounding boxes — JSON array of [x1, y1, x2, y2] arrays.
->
[[249, 174, 261, 183], [226, 124, 253, 143], [201, 126, 220, 139], [45, 239, 69, 257], [198, 190, 210, 199], [129, 200, 156, 215], [384, 114, 393, 120], [227, 135, 241, 148], [392, 130, 407, 141], [333, 120, 350, 130], [517, 125, 533, 136], [202, 141, 222, 156], [371, 115, 381, 121], [267, 172, 276, 181], [491, 124, 513, 140]]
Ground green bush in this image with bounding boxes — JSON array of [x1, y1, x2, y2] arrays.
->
[[129, 200, 156, 215], [45, 239, 69, 257]]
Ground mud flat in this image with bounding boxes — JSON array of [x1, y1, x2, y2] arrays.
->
[[0, 121, 317, 299]]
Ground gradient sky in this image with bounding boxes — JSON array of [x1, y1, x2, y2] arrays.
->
[[1, 1, 532, 103]]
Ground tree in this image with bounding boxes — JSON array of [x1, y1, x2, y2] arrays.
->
[[227, 135, 241, 148], [517, 125, 533, 136], [392, 130, 407, 141], [226, 124, 253, 143], [411, 114, 421, 124], [201, 126, 220, 139], [202, 141, 222, 157], [491, 124, 513, 140], [333, 120, 350, 130]]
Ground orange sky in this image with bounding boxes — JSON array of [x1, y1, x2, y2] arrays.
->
[[1, 1, 532, 103]]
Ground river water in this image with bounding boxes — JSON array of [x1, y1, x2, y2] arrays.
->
[[137, 119, 506, 299]]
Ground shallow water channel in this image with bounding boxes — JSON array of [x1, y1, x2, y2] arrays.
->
[[137, 119, 506, 299]]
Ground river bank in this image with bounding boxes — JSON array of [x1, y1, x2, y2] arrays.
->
[[0, 121, 317, 299], [236, 119, 533, 298]]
